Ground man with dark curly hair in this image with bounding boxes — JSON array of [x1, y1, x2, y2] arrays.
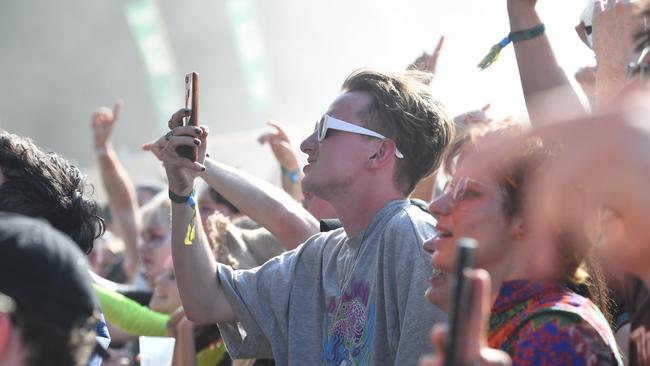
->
[[0, 132, 109, 365]]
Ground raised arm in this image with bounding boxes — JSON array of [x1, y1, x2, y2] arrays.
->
[[591, 0, 642, 107], [151, 109, 236, 324], [199, 158, 319, 250], [258, 120, 305, 202], [91, 101, 141, 282], [147, 118, 319, 250], [407, 35, 445, 78], [507, 0, 585, 125]]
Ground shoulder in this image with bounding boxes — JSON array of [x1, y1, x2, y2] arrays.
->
[[510, 297, 621, 365], [512, 311, 619, 365], [382, 204, 436, 242]]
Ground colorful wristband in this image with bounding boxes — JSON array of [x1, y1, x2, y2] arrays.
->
[[281, 166, 300, 184], [478, 23, 545, 71], [169, 189, 196, 208]]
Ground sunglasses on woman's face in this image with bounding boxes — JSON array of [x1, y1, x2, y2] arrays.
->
[[441, 177, 502, 212], [314, 114, 404, 159]]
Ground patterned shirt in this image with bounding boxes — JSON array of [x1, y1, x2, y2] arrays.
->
[[488, 280, 623, 366]]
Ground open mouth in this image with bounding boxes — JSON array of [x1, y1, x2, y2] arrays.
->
[[436, 226, 453, 238]]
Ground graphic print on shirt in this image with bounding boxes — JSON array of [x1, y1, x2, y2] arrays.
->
[[323, 280, 375, 366]]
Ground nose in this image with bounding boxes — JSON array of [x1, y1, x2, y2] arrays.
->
[[300, 132, 318, 155], [428, 193, 452, 218]]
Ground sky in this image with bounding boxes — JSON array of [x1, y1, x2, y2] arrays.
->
[[0, 0, 598, 191]]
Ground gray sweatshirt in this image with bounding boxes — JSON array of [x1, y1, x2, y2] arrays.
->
[[216, 199, 447, 365]]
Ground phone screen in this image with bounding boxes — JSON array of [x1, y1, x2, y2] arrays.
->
[[184, 74, 194, 126], [177, 72, 199, 161]]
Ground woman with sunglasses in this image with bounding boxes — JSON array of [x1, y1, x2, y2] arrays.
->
[[421, 121, 622, 365]]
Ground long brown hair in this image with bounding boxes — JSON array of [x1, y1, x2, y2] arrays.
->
[[449, 121, 612, 323]]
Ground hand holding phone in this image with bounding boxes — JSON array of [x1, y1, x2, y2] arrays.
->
[[177, 72, 199, 161]]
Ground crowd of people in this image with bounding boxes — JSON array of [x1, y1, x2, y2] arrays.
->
[[1, 0, 650, 365]]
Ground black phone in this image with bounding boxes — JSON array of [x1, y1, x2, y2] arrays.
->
[[177, 72, 199, 161], [444, 237, 477, 366]]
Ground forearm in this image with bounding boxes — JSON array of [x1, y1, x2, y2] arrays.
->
[[96, 143, 141, 279], [200, 158, 318, 249], [94, 284, 169, 336], [280, 169, 304, 203], [508, 4, 585, 124], [174, 320, 197, 366], [171, 200, 236, 323]]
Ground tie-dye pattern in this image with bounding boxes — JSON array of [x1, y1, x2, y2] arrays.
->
[[488, 280, 623, 366]]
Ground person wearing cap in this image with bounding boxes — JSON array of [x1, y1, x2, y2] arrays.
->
[[0, 212, 99, 366], [0, 132, 109, 365]]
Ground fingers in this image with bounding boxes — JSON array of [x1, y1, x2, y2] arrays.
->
[[593, 0, 604, 17], [91, 107, 113, 125], [168, 108, 191, 129], [417, 354, 440, 366], [481, 103, 491, 112], [266, 120, 289, 141], [112, 99, 122, 122], [430, 324, 448, 361], [166, 135, 202, 150], [141, 141, 155, 151], [434, 35, 445, 54], [196, 126, 210, 161], [165, 156, 206, 172], [168, 125, 204, 139], [258, 132, 273, 145]]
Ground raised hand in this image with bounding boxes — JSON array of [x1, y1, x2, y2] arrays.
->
[[592, 0, 643, 104], [142, 108, 208, 195], [408, 36, 445, 75], [453, 104, 493, 129], [91, 100, 122, 148], [258, 120, 300, 171]]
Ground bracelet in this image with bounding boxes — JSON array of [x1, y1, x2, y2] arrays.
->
[[169, 189, 196, 208], [478, 23, 545, 70], [508, 23, 546, 43], [95, 145, 108, 157], [281, 166, 300, 184]]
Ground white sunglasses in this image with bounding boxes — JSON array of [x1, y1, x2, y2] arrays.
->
[[315, 114, 404, 159]]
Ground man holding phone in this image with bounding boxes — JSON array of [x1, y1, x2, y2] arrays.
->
[[160, 68, 452, 365]]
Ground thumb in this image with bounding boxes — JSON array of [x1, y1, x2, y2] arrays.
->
[[430, 324, 448, 359], [112, 99, 123, 122]]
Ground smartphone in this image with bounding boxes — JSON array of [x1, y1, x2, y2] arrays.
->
[[177, 72, 199, 161], [576, 0, 595, 49], [444, 237, 477, 366]]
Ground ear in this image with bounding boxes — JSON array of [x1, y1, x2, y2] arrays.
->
[[510, 216, 525, 242], [365, 140, 397, 169], [0, 313, 12, 356]]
